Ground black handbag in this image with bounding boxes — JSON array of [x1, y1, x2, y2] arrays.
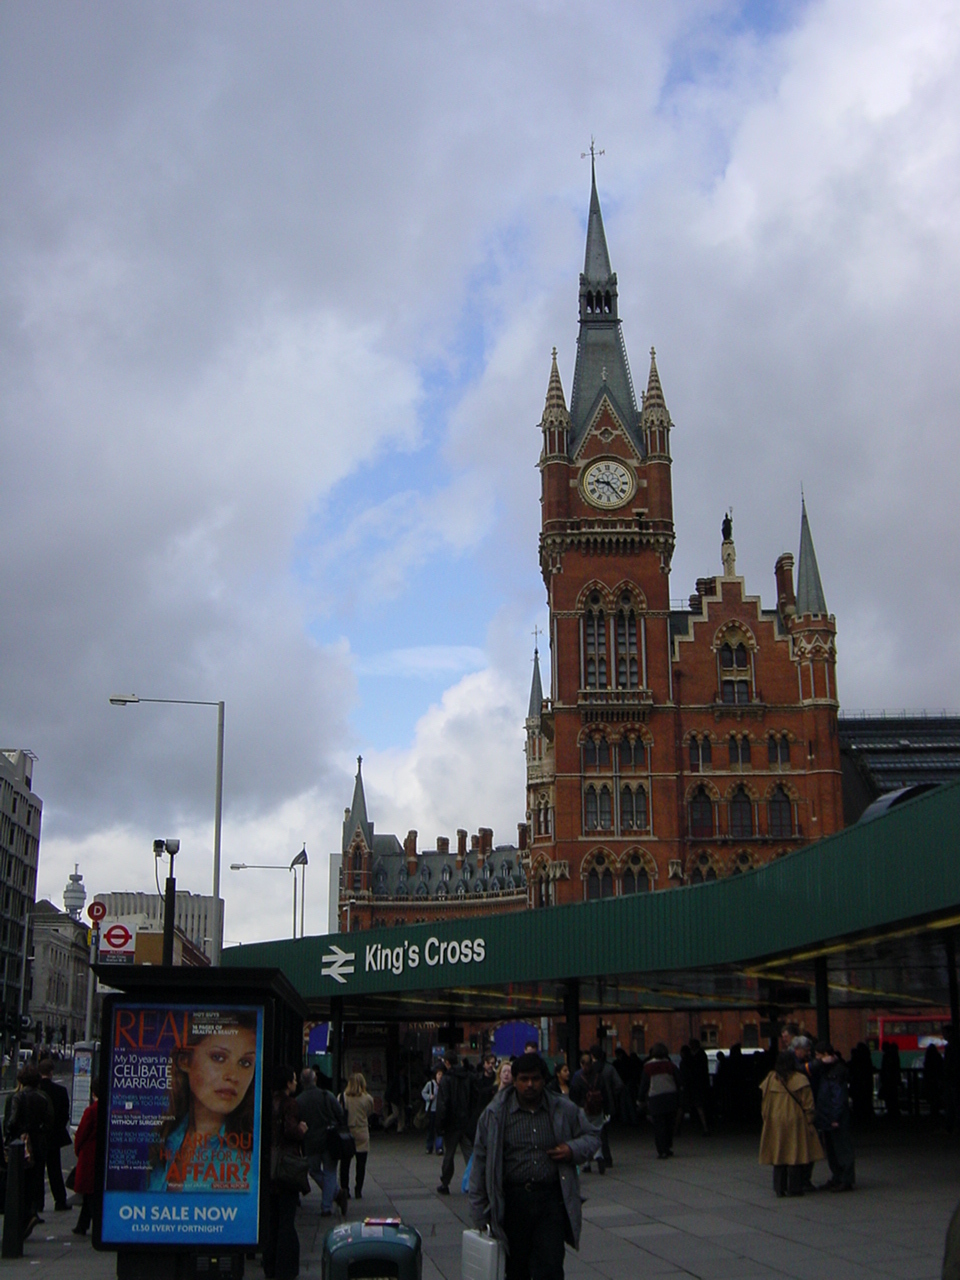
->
[[270, 1146, 310, 1195]]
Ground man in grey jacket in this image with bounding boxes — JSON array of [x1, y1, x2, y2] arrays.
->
[[468, 1053, 597, 1280]]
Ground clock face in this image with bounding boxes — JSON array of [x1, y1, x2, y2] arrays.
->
[[582, 459, 634, 508]]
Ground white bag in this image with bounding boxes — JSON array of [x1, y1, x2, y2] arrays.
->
[[462, 1227, 505, 1280]]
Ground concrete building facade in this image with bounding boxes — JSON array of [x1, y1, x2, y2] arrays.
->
[[0, 750, 41, 1034]]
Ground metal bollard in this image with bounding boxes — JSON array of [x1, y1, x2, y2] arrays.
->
[[2, 1139, 25, 1258]]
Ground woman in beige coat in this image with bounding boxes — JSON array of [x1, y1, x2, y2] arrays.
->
[[759, 1052, 824, 1197], [340, 1073, 375, 1200]]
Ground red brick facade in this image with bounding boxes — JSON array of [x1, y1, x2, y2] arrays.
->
[[526, 356, 842, 905]]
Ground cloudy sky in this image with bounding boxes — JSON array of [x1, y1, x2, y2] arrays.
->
[[3, 0, 959, 945]]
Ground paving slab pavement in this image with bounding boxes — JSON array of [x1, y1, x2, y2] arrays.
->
[[2, 1122, 958, 1279]]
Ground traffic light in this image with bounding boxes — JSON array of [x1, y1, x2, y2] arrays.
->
[[19, 1014, 31, 1034], [5, 1008, 17, 1037]]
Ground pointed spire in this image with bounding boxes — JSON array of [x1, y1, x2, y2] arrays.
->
[[527, 647, 544, 720], [643, 347, 665, 411], [542, 346, 569, 424], [796, 498, 828, 616], [342, 755, 373, 853], [583, 156, 612, 281]]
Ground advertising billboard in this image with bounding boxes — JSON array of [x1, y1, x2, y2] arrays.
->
[[100, 1003, 263, 1247]]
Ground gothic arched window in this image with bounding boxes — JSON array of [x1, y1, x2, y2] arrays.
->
[[620, 786, 634, 830], [598, 787, 612, 831], [616, 607, 639, 689], [587, 868, 600, 900], [690, 786, 714, 838], [768, 786, 793, 838], [623, 855, 649, 895], [583, 601, 607, 689], [730, 787, 753, 839], [634, 786, 649, 833], [584, 786, 599, 832], [601, 868, 613, 898]]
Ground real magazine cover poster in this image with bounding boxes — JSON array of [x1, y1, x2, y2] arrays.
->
[[101, 1003, 263, 1245]]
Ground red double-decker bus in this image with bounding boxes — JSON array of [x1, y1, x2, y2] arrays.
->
[[874, 1015, 949, 1054]]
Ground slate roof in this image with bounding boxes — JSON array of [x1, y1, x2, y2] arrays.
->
[[568, 164, 642, 458], [369, 847, 527, 902]]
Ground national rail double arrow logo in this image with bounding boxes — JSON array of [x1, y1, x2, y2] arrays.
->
[[321, 945, 356, 984]]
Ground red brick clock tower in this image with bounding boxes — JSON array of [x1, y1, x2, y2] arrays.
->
[[525, 161, 843, 909]]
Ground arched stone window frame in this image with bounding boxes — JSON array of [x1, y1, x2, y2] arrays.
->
[[686, 780, 719, 838], [687, 850, 720, 884], [577, 583, 613, 691], [726, 783, 757, 839], [619, 847, 657, 895], [765, 780, 799, 838], [712, 621, 758, 705], [582, 848, 615, 902]]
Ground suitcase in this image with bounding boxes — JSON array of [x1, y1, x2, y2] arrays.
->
[[461, 1228, 505, 1280]]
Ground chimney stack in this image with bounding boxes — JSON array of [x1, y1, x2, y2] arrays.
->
[[517, 822, 528, 851], [437, 836, 450, 855], [478, 827, 493, 865], [404, 830, 418, 875], [775, 553, 797, 617], [456, 829, 467, 869]]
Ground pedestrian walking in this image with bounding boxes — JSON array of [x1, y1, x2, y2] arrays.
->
[[71, 1080, 99, 1236], [758, 1052, 824, 1197], [422, 1068, 442, 1154], [639, 1043, 680, 1158], [341, 1072, 374, 1200], [570, 1045, 622, 1172], [263, 1066, 308, 1280], [3, 1064, 54, 1239], [296, 1066, 348, 1217], [435, 1050, 477, 1195], [468, 1052, 598, 1280], [38, 1058, 71, 1213]]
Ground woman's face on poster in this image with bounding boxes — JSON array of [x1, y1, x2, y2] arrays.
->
[[184, 1028, 257, 1121]]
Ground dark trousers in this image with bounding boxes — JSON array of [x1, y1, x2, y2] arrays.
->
[[821, 1115, 856, 1187], [503, 1181, 567, 1280], [75, 1194, 94, 1234], [772, 1165, 804, 1196], [425, 1111, 437, 1152], [439, 1128, 472, 1189], [651, 1110, 676, 1156], [340, 1150, 367, 1194], [44, 1144, 67, 1208], [598, 1120, 613, 1166], [263, 1188, 300, 1280]]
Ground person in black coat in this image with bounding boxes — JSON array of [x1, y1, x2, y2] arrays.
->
[[38, 1058, 71, 1212], [4, 1064, 54, 1238]]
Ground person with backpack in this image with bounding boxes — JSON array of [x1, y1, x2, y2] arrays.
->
[[813, 1043, 855, 1191], [570, 1045, 622, 1173], [435, 1050, 476, 1195], [3, 1064, 54, 1239], [639, 1044, 681, 1158], [296, 1067, 347, 1217]]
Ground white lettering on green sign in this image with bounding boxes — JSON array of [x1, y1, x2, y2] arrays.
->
[[364, 935, 485, 975]]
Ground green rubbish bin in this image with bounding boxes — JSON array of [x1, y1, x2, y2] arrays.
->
[[321, 1218, 422, 1280]]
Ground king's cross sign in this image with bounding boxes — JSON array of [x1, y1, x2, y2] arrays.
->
[[321, 944, 356, 984]]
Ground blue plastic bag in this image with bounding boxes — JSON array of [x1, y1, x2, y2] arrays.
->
[[461, 1152, 473, 1194]]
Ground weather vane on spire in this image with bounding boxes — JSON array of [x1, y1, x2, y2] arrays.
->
[[581, 137, 604, 164], [532, 624, 541, 654]]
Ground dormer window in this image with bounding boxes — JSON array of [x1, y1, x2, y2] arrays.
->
[[441, 864, 451, 882]]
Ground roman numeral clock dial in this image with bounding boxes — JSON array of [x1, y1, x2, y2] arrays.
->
[[582, 459, 634, 508]]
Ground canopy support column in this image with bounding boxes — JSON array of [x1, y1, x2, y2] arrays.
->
[[945, 930, 960, 1031], [814, 955, 830, 1045], [563, 979, 580, 1068], [330, 996, 344, 1092]]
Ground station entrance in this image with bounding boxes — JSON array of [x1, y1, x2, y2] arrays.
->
[[223, 782, 960, 1096]]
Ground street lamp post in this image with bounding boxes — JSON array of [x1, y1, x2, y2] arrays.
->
[[230, 848, 308, 940], [110, 695, 224, 964]]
